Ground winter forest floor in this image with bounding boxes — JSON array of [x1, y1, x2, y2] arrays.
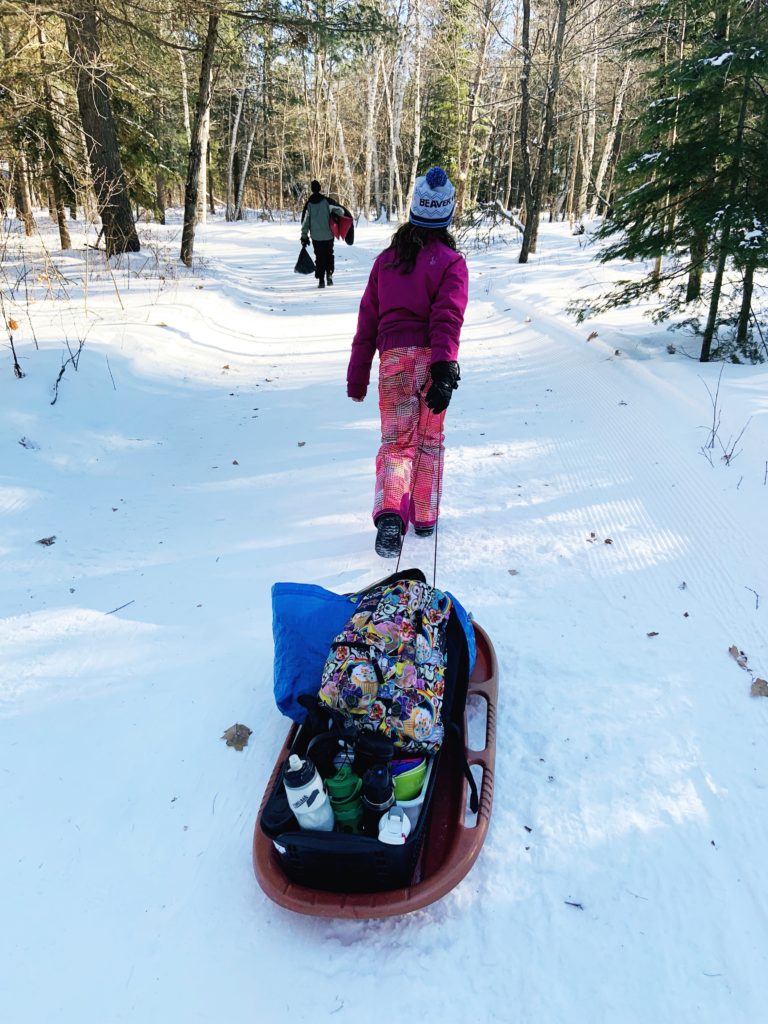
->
[[1, 211, 767, 1024]]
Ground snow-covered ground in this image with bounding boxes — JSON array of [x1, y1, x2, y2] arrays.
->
[[2, 212, 767, 1024]]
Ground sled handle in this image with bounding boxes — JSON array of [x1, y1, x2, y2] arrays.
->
[[451, 622, 498, 862]]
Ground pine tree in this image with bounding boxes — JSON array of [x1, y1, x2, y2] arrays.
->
[[578, 0, 768, 361]]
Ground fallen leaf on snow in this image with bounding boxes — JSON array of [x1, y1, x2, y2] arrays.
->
[[297, 441, 306, 447], [729, 645, 750, 670], [647, 631, 659, 637], [586, 331, 598, 341], [604, 538, 613, 545], [751, 678, 768, 698], [508, 569, 519, 576], [232, 459, 239, 465], [222, 723, 252, 751], [8, 318, 19, 331], [222, 363, 230, 369], [36, 536, 56, 546]]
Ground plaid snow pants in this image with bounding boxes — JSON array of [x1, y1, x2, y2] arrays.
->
[[374, 346, 446, 530]]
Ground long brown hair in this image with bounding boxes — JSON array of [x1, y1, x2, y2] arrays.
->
[[386, 222, 458, 274]]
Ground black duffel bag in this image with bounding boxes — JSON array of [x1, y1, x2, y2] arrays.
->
[[294, 244, 315, 275]]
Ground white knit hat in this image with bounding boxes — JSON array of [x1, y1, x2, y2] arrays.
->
[[409, 167, 456, 228]]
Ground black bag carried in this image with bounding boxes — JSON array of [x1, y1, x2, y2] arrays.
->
[[294, 244, 315, 275]]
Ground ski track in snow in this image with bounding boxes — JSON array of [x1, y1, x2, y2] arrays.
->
[[1, 218, 767, 1024]]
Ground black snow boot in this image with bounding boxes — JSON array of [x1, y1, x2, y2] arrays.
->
[[326, 273, 334, 286], [317, 277, 325, 289], [375, 513, 404, 558], [414, 525, 434, 537]]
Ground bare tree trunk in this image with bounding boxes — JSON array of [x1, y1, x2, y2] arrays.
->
[[405, 0, 422, 211], [391, 49, 407, 216], [700, 3, 755, 362], [197, 106, 210, 224], [519, 0, 568, 262], [502, 99, 519, 210], [565, 121, 581, 224], [207, 140, 215, 216], [685, 228, 707, 302], [66, 1, 139, 256], [234, 120, 257, 220], [736, 263, 755, 347], [518, 0, 533, 235], [226, 72, 248, 221], [155, 165, 166, 225], [362, 58, 380, 219], [588, 62, 631, 220], [181, 13, 219, 266], [455, 0, 494, 218], [576, 34, 599, 222], [472, 66, 508, 208], [372, 134, 382, 218], [36, 16, 71, 249], [178, 50, 192, 146], [383, 68, 404, 219], [13, 154, 35, 236], [327, 84, 356, 210]]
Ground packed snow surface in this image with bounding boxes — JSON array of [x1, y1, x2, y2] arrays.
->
[[1, 214, 767, 1024]]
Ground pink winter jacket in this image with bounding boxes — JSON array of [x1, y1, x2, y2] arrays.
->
[[347, 240, 468, 399]]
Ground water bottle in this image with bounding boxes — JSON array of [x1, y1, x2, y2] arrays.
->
[[282, 754, 334, 832], [361, 764, 395, 836]]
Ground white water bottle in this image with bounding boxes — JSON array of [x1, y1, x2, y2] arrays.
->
[[283, 754, 335, 832]]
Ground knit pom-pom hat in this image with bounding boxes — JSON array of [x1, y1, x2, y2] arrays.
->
[[409, 166, 456, 228]]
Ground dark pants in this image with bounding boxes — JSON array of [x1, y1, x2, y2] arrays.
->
[[312, 239, 335, 280]]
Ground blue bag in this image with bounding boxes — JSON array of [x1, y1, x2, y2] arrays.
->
[[271, 580, 476, 724], [272, 583, 358, 722]]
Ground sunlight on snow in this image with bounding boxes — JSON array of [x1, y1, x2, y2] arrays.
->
[[0, 607, 161, 714]]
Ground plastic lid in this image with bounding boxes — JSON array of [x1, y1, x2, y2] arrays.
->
[[283, 754, 315, 788], [378, 806, 411, 845]]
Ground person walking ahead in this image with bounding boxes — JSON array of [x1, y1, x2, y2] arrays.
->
[[346, 167, 468, 557], [301, 180, 344, 288]]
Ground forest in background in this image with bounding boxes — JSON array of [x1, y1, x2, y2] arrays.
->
[[1, 0, 766, 361]]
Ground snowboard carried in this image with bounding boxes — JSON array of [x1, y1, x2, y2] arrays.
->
[[253, 571, 496, 919], [330, 206, 355, 246]]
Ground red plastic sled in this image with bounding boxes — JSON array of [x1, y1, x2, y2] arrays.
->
[[253, 622, 497, 919]]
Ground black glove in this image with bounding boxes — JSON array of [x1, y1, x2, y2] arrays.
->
[[424, 360, 460, 414], [301, 236, 309, 247]]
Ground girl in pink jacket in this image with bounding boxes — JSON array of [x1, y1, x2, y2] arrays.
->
[[347, 167, 468, 557]]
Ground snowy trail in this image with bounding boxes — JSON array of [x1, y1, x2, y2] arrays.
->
[[1, 219, 767, 1024]]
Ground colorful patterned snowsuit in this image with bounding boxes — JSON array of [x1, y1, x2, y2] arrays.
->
[[347, 240, 468, 530]]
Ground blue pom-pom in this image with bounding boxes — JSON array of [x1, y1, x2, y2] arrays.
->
[[425, 166, 448, 189]]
